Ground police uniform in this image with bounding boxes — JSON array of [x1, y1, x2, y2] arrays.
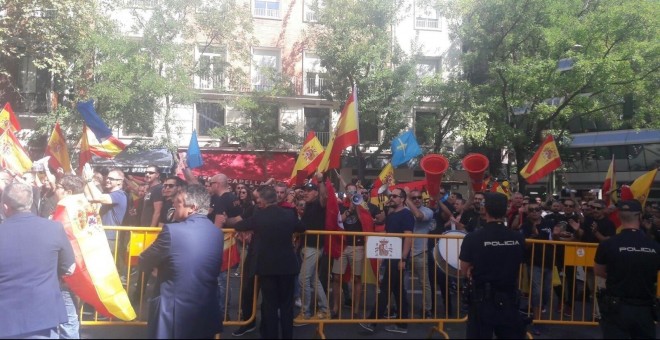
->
[[594, 200, 660, 339], [459, 219, 526, 338]]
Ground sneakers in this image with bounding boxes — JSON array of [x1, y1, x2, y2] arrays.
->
[[385, 325, 408, 334], [359, 323, 375, 333], [311, 311, 331, 320], [424, 310, 433, 319], [294, 313, 309, 327], [231, 324, 256, 337]]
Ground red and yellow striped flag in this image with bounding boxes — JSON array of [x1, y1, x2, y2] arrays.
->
[[0, 129, 32, 174], [318, 87, 359, 172], [629, 168, 657, 208], [369, 162, 395, 207], [289, 131, 325, 185], [45, 122, 72, 173], [520, 135, 562, 184], [601, 155, 616, 206], [0, 103, 21, 133]]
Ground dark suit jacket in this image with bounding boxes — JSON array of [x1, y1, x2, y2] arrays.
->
[[235, 204, 305, 276], [0, 212, 75, 338], [139, 214, 224, 339]]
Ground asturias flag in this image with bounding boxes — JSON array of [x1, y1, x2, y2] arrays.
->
[[520, 135, 562, 184], [318, 87, 359, 172], [290, 131, 325, 185], [0, 129, 32, 174], [186, 130, 204, 169], [45, 122, 73, 173], [391, 130, 422, 167], [0, 103, 21, 133]]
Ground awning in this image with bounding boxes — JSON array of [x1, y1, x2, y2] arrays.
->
[[188, 150, 297, 185], [570, 129, 660, 148], [90, 148, 174, 174]]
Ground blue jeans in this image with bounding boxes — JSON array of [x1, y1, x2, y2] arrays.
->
[[531, 265, 553, 310], [218, 271, 231, 321], [298, 246, 329, 317], [59, 287, 79, 339]]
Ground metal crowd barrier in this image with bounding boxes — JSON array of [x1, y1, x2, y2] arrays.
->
[[81, 227, 659, 339]]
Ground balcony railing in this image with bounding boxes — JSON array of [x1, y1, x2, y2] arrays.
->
[[125, 0, 158, 8], [415, 17, 439, 29], [254, 7, 279, 18], [195, 74, 224, 90], [305, 130, 331, 146]]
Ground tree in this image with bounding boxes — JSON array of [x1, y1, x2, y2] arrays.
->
[[442, 0, 660, 192], [308, 0, 418, 180]]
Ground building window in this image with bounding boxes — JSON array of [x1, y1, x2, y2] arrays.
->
[[303, 52, 325, 95], [304, 107, 330, 146], [254, 0, 280, 19], [415, 111, 436, 145], [252, 48, 280, 91], [303, 0, 322, 22], [416, 57, 441, 78], [197, 102, 225, 136], [195, 45, 225, 90], [415, 2, 440, 30], [360, 119, 378, 143], [124, 0, 158, 8]]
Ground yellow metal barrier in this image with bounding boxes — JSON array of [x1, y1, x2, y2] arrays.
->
[[79, 226, 258, 332]]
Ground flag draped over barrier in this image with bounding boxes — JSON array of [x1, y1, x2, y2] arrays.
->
[[520, 134, 562, 184], [53, 194, 136, 321]]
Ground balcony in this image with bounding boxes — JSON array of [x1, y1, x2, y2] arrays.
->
[[195, 74, 224, 91], [305, 130, 331, 146], [254, 7, 279, 19], [304, 73, 325, 96], [415, 17, 439, 29]]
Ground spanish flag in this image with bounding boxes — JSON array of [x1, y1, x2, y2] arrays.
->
[[520, 135, 562, 184], [78, 125, 126, 172], [0, 103, 21, 133], [53, 194, 136, 321], [0, 129, 32, 174], [369, 162, 395, 207], [318, 87, 359, 172], [601, 155, 616, 206], [289, 131, 325, 185], [629, 168, 657, 208], [45, 122, 73, 173]]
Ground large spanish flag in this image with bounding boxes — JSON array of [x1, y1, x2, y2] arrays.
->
[[289, 131, 325, 186], [318, 87, 359, 172], [0, 129, 32, 174], [601, 155, 617, 206], [45, 122, 73, 173], [0, 103, 21, 133], [629, 168, 657, 208], [520, 135, 562, 184], [53, 194, 136, 321]]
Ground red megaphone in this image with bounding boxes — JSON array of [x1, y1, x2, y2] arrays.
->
[[462, 153, 489, 192], [420, 154, 449, 198]]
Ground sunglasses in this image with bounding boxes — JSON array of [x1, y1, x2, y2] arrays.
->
[[163, 184, 177, 188], [389, 194, 401, 199], [411, 196, 423, 200], [145, 171, 157, 175]]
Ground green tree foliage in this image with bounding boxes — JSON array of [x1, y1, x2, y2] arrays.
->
[[442, 0, 659, 189]]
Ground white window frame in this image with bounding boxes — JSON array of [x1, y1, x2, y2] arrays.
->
[[194, 45, 226, 90], [414, 2, 441, 30], [196, 102, 226, 137], [252, 48, 281, 91], [124, 0, 158, 9], [254, 0, 280, 19], [303, 0, 322, 23], [416, 57, 441, 78], [303, 51, 325, 95]]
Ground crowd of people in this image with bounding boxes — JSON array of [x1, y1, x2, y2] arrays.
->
[[0, 162, 659, 339]]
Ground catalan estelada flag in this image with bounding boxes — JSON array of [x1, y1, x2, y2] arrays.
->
[[601, 155, 617, 206], [290, 131, 325, 185], [318, 87, 359, 172], [0, 129, 32, 174], [0, 103, 21, 133], [629, 168, 657, 208], [520, 135, 562, 184], [53, 194, 136, 321], [45, 122, 73, 173]]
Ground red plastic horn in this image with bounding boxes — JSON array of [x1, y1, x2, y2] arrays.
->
[[462, 153, 489, 192], [420, 154, 449, 198]]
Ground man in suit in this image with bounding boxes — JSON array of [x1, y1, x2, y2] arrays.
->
[[234, 185, 305, 339], [0, 182, 75, 339], [139, 185, 224, 339]]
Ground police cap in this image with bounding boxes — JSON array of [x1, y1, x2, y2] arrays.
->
[[484, 192, 508, 218]]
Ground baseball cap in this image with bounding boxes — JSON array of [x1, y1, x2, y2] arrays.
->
[[617, 199, 642, 213], [303, 182, 319, 191]]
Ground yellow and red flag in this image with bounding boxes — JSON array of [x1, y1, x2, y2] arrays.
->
[[53, 194, 136, 321], [520, 134, 562, 184], [318, 87, 359, 172], [289, 131, 325, 185], [0, 129, 32, 174], [78, 125, 126, 172], [629, 168, 657, 208], [45, 122, 72, 173], [0, 103, 21, 133], [601, 155, 617, 206], [369, 162, 395, 207]]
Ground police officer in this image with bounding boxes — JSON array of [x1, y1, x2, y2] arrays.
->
[[459, 192, 526, 338], [594, 199, 660, 339]]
